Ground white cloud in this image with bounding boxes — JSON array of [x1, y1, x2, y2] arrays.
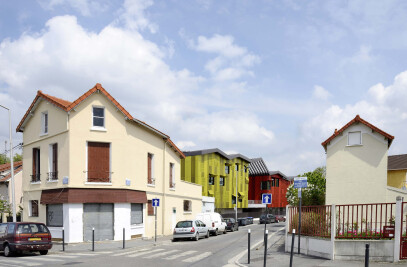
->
[[176, 141, 196, 150], [313, 85, 332, 100], [118, 0, 158, 33], [38, 0, 109, 17]]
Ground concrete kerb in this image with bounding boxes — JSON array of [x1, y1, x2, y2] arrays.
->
[[232, 226, 285, 266], [49, 236, 173, 255]]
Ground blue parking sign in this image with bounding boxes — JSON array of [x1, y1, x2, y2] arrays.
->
[[262, 193, 272, 204], [152, 198, 160, 207]]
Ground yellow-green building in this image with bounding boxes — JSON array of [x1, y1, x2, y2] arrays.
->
[[181, 149, 251, 212]]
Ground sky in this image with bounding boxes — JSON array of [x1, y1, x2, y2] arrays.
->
[[1, 0, 407, 176]]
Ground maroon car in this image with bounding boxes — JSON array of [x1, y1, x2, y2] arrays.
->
[[0, 222, 52, 257], [275, 215, 286, 222]]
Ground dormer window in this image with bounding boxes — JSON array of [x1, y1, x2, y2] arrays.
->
[[41, 111, 48, 135], [348, 131, 362, 146], [93, 107, 105, 128]]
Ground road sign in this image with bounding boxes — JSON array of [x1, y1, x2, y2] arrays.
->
[[262, 193, 272, 204], [152, 198, 160, 207], [293, 177, 307, 188]]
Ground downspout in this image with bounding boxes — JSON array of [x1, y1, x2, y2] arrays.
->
[[162, 139, 168, 236]]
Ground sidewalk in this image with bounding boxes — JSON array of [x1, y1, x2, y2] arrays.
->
[[50, 235, 173, 254], [236, 229, 407, 267]]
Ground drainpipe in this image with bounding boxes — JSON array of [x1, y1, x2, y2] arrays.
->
[[162, 139, 168, 236]]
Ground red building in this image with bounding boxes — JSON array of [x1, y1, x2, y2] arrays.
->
[[248, 158, 292, 215]]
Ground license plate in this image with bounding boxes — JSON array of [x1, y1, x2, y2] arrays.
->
[[29, 238, 42, 241]]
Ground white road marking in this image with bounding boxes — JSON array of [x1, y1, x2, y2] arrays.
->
[[0, 260, 41, 266], [113, 248, 149, 257], [164, 250, 197, 260], [182, 251, 212, 263], [71, 253, 98, 256], [24, 256, 64, 262], [143, 249, 179, 259], [127, 248, 165, 258], [42, 255, 78, 259], [94, 251, 113, 254]]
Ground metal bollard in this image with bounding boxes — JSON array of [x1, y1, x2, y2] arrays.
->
[[92, 227, 95, 251], [365, 243, 370, 267], [248, 229, 251, 264], [62, 227, 65, 252], [290, 229, 295, 267], [263, 230, 268, 267], [123, 228, 125, 249]]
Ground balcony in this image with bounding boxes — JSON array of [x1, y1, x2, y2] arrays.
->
[[31, 174, 41, 183], [47, 172, 58, 182], [248, 199, 266, 208]]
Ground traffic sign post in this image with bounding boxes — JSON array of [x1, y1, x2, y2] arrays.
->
[[293, 177, 307, 255], [262, 193, 272, 205], [152, 198, 160, 243]]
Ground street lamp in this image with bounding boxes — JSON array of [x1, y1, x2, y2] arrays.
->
[[235, 163, 238, 222], [0, 105, 16, 222]]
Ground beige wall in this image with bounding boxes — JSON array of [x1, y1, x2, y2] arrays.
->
[[326, 124, 388, 205], [21, 91, 202, 237]]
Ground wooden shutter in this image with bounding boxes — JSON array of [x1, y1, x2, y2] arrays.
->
[[52, 144, 58, 176], [169, 163, 173, 187], [88, 142, 110, 182], [32, 149, 36, 181], [147, 154, 152, 184], [148, 200, 154, 216]]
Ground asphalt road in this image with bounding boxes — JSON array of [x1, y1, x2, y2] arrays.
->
[[0, 222, 285, 267]]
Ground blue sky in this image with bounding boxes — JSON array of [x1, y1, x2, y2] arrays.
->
[[1, 0, 407, 175]]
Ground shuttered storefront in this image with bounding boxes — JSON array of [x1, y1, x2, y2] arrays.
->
[[83, 203, 114, 241]]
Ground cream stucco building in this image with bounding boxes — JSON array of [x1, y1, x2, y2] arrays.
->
[[17, 84, 202, 242], [322, 115, 407, 205]]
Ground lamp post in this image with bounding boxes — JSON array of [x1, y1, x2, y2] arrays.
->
[[0, 105, 16, 222]]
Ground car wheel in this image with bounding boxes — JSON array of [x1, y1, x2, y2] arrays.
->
[[223, 228, 227, 234], [214, 229, 218, 236], [194, 233, 199, 241], [39, 250, 48, 255], [205, 231, 209, 238], [4, 244, 12, 257], [172, 238, 177, 242]]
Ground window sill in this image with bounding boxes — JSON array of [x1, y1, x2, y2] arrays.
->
[[169, 188, 176, 191], [90, 127, 107, 132], [346, 144, 363, 147], [183, 211, 192, 214], [31, 181, 41, 185], [147, 184, 156, 187], [47, 180, 58, 183], [131, 224, 143, 228], [85, 182, 112, 185], [40, 133, 48, 137]]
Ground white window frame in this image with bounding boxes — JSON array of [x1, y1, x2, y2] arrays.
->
[[183, 200, 192, 213], [41, 111, 48, 135], [348, 131, 362, 146], [170, 162, 175, 189], [91, 106, 106, 131], [147, 153, 155, 186]]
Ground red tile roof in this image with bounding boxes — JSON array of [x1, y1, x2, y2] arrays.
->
[[0, 165, 23, 182], [321, 115, 394, 150], [16, 84, 185, 158], [0, 161, 23, 173]]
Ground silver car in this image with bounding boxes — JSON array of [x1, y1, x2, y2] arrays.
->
[[172, 220, 209, 241]]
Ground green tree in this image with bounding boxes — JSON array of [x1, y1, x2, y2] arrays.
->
[[286, 166, 326, 206], [13, 153, 22, 162], [0, 154, 8, 164]]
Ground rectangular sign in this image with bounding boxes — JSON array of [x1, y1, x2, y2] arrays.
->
[[152, 198, 160, 207], [294, 177, 307, 188], [262, 193, 272, 204]]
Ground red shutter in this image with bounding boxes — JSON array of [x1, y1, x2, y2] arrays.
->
[[52, 143, 58, 177], [147, 154, 152, 184], [88, 142, 110, 182]]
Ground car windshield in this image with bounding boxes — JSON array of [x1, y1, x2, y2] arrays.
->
[[176, 221, 193, 228], [260, 215, 266, 219], [17, 224, 49, 234]]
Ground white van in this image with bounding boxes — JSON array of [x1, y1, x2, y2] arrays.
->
[[196, 212, 227, 236]]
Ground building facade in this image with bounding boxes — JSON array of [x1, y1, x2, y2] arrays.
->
[[0, 161, 23, 221], [248, 158, 290, 215], [17, 84, 202, 242], [181, 149, 250, 213], [322, 115, 406, 205]]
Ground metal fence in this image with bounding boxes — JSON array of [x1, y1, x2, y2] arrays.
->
[[336, 203, 396, 239], [288, 202, 396, 240], [288, 205, 332, 238]]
